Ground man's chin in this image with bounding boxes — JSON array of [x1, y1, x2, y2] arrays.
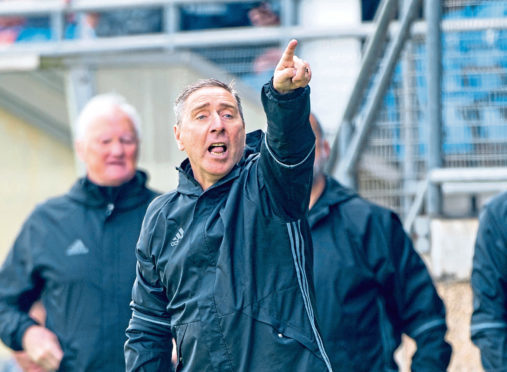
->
[[103, 172, 136, 186], [206, 164, 236, 179]]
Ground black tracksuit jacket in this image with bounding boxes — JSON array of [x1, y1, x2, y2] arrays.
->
[[0, 171, 158, 371], [309, 177, 451, 371], [125, 82, 333, 371], [471, 191, 507, 371]]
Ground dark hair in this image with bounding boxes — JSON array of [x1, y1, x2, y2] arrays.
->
[[174, 78, 245, 126]]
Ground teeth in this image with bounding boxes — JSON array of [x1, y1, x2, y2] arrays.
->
[[209, 143, 227, 153]]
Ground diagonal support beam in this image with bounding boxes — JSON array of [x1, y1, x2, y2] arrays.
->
[[330, 0, 423, 186], [326, 0, 397, 180]]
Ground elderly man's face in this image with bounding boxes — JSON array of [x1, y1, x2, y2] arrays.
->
[[77, 107, 138, 186], [174, 86, 246, 190]]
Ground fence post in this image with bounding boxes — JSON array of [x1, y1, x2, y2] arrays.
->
[[400, 0, 417, 217], [425, 0, 443, 216]]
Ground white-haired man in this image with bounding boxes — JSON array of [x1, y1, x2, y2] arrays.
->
[[0, 93, 159, 371]]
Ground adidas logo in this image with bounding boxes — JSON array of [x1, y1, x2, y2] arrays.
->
[[171, 228, 184, 247], [66, 239, 90, 256]]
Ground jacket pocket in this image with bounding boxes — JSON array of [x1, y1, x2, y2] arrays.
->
[[220, 311, 327, 371]]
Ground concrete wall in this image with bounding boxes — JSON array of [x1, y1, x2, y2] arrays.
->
[[430, 219, 479, 281], [0, 108, 76, 263]]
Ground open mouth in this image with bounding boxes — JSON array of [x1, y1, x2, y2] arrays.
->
[[208, 143, 227, 155]]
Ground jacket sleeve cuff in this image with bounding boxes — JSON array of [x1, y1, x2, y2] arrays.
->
[[12, 318, 38, 351], [263, 78, 306, 102]]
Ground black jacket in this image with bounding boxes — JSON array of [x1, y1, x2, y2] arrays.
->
[[309, 177, 451, 371], [125, 82, 333, 371], [0, 171, 158, 372], [471, 191, 507, 371]]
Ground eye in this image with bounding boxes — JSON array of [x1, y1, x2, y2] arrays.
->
[[120, 136, 137, 145], [100, 138, 112, 145]]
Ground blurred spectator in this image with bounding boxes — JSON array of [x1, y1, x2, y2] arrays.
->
[[248, 1, 279, 26], [94, 8, 162, 37], [0, 93, 159, 371], [0, 17, 21, 44], [179, 2, 253, 31], [63, 0, 100, 39], [0, 15, 52, 44], [470, 191, 507, 370], [242, 1, 282, 90], [78, 12, 99, 39], [308, 113, 452, 371]]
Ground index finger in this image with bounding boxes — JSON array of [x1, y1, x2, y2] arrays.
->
[[279, 39, 298, 64]]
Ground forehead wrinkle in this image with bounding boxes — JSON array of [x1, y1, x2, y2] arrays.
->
[[189, 102, 211, 116]]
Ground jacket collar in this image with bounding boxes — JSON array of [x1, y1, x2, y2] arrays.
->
[[176, 130, 264, 196], [308, 176, 357, 228], [68, 170, 152, 210]]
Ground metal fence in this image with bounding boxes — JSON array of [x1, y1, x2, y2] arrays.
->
[[1, 0, 505, 220], [357, 0, 507, 219]]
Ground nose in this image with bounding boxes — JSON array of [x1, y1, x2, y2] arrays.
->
[[210, 112, 225, 133], [110, 140, 125, 156]]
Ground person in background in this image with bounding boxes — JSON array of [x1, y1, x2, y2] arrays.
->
[[470, 191, 507, 371], [179, 1, 254, 31], [0, 14, 24, 44], [242, 1, 283, 91], [308, 113, 452, 371], [125, 39, 333, 371], [0, 93, 159, 372]]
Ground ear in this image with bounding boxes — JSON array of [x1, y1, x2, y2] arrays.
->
[[173, 124, 185, 151], [75, 140, 86, 162], [323, 139, 331, 159]]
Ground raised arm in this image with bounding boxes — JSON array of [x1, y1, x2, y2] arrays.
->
[[259, 39, 315, 220]]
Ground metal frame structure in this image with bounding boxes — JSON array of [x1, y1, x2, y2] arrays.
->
[[404, 167, 507, 232], [1, 0, 506, 231]]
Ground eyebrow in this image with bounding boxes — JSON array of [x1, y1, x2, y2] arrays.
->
[[218, 103, 238, 112], [190, 103, 210, 116], [189, 102, 238, 116]]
